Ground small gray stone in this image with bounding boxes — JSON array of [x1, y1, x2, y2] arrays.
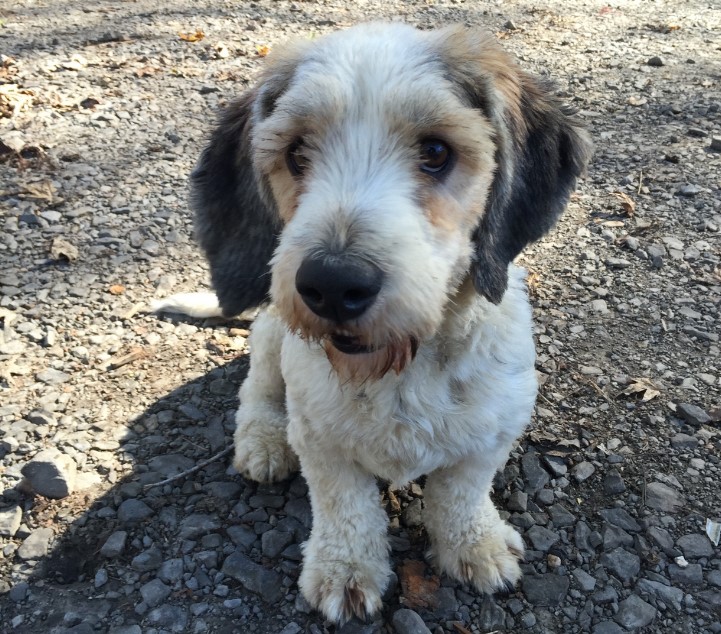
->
[[520, 612, 537, 628], [117, 499, 154, 524], [178, 513, 220, 539], [526, 525, 560, 552], [148, 454, 195, 476], [601, 547, 640, 582], [145, 605, 188, 632], [227, 525, 256, 551], [535, 488, 554, 506], [677, 533, 714, 559], [9, 582, 29, 602], [262, 529, 294, 558], [647, 526, 676, 554], [522, 574, 570, 606], [0, 505, 22, 537], [21, 449, 77, 498], [636, 578, 683, 610], [285, 498, 313, 528], [603, 469, 626, 495], [548, 504, 575, 527], [158, 558, 184, 583], [645, 482, 684, 513], [195, 550, 218, 570], [677, 403, 711, 426], [100, 531, 128, 557], [668, 563, 703, 585], [605, 258, 631, 269], [670, 433, 699, 449], [647, 56, 664, 67], [575, 521, 596, 553], [391, 609, 431, 634], [708, 569, 721, 587], [572, 461, 595, 482], [507, 490, 528, 512], [614, 595, 656, 629], [131, 547, 163, 572], [94, 568, 108, 588], [543, 455, 568, 477], [402, 498, 423, 527], [139, 578, 171, 607], [593, 621, 625, 634], [677, 184, 701, 197], [599, 508, 641, 532], [278, 624, 302, 634], [710, 136, 721, 152], [572, 568, 596, 592], [17, 527, 54, 560], [221, 551, 283, 603], [36, 368, 71, 385], [522, 451, 550, 492], [434, 586, 458, 619], [477, 595, 505, 631], [602, 525, 633, 550]]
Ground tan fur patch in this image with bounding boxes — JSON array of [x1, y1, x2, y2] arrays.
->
[[323, 337, 418, 383]]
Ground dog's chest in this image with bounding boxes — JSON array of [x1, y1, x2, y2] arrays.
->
[[282, 327, 537, 483]]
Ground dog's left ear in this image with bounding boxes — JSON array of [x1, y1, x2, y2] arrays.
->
[[435, 28, 592, 304]]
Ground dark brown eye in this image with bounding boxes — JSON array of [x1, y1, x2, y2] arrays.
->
[[419, 139, 451, 175], [286, 140, 308, 176]]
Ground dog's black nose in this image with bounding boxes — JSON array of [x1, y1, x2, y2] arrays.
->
[[295, 256, 383, 322]]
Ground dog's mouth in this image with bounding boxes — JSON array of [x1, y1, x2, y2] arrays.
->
[[329, 333, 379, 355]]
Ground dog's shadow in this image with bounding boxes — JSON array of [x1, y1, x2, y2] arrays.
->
[[16, 315, 442, 633]]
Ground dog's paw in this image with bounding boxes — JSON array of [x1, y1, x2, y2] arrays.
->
[[233, 406, 299, 483], [299, 555, 387, 624], [432, 520, 524, 594]]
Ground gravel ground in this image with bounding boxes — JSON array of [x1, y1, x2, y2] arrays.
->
[[1, 0, 720, 633]]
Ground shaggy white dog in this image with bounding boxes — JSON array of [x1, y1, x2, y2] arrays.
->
[[157, 22, 590, 623]]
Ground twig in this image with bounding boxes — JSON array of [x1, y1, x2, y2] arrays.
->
[[572, 372, 610, 402], [143, 445, 234, 491], [637, 169, 643, 195]]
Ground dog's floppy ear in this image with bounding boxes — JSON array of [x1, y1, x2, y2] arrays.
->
[[436, 28, 592, 304], [191, 92, 280, 317], [191, 45, 306, 317]]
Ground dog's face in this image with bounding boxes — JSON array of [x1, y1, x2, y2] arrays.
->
[[193, 24, 590, 379]]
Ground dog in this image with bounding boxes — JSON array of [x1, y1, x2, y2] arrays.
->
[[157, 22, 590, 623]]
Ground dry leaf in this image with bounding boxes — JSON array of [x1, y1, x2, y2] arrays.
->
[[178, 29, 205, 43], [646, 23, 681, 33], [619, 377, 660, 401], [613, 192, 636, 217], [398, 560, 440, 610], [50, 238, 79, 262], [22, 180, 57, 202], [109, 284, 126, 295], [526, 269, 541, 295], [134, 65, 161, 78], [0, 84, 35, 118], [627, 96, 648, 107], [256, 44, 271, 57]]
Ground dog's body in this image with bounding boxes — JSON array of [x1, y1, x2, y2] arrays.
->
[[159, 23, 590, 623]]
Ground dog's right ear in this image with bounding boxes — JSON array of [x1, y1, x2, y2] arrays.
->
[[191, 90, 281, 317]]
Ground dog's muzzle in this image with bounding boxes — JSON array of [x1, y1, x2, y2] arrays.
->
[[295, 255, 383, 352]]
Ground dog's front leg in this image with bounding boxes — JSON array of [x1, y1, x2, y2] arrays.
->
[[295, 450, 390, 623], [233, 307, 299, 482], [423, 454, 524, 594]]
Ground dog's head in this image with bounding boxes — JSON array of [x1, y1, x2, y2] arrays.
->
[[193, 23, 590, 379]]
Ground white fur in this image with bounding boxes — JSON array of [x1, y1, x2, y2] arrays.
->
[[174, 23, 579, 624], [235, 268, 535, 622]]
